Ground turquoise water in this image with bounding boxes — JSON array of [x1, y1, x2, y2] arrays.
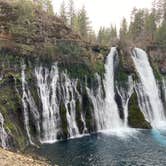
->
[[37, 130, 166, 166]]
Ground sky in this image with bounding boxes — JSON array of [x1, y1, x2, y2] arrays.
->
[[52, 0, 153, 32]]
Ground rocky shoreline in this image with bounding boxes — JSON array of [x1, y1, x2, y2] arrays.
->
[[0, 148, 51, 166]]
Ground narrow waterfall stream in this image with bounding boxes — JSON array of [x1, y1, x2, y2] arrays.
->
[[21, 65, 35, 145], [103, 47, 123, 129], [0, 112, 8, 148], [86, 74, 105, 130], [60, 73, 80, 137], [132, 48, 166, 128], [116, 76, 134, 127], [162, 78, 166, 105], [35, 64, 60, 143]]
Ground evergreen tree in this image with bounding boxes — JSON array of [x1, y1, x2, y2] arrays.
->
[[120, 18, 128, 40], [156, 20, 166, 46], [60, 0, 68, 24], [128, 9, 146, 40], [144, 11, 156, 42], [97, 25, 117, 46], [76, 6, 90, 39], [88, 30, 96, 43], [36, 0, 54, 15], [68, 0, 75, 30]]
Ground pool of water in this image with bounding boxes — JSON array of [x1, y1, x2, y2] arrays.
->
[[36, 129, 166, 166]]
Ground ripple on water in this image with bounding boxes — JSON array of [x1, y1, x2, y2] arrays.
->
[[36, 130, 166, 166]]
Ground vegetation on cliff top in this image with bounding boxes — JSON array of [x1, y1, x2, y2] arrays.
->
[[0, 0, 109, 76]]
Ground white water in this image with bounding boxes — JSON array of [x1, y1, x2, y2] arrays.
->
[[116, 76, 134, 127], [162, 78, 166, 104], [87, 48, 135, 134], [20, 47, 141, 144], [35, 64, 60, 143], [132, 48, 166, 128], [21, 65, 35, 145], [74, 80, 87, 133], [35, 65, 87, 143], [0, 112, 8, 148], [103, 47, 123, 129], [61, 73, 80, 137], [86, 74, 105, 130]]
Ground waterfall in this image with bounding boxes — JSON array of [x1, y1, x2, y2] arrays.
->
[[35, 65, 84, 142], [20, 47, 140, 143], [162, 78, 166, 104], [74, 80, 87, 133], [22, 65, 35, 145], [103, 47, 123, 129], [132, 48, 166, 128], [86, 74, 105, 130], [35, 64, 60, 143], [60, 73, 80, 137], [87, 48, 134, 132], [0, 112, 8, 148], [116, 76, 134, 127], [0, 75, 2, 81]]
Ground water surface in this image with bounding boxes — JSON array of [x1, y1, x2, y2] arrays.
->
[[37, 130, 166, 166]]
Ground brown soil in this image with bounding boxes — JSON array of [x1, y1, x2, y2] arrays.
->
[[0, 148, 51, 166]]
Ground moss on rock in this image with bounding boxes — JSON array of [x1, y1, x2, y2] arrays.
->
[[128, 91, 151, 129], [75, 100, 84, 133], [0, 75, 27, 150], [82, 88, 96, 132], [59, 102, 68, 139]]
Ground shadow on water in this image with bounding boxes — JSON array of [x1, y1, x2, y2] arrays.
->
[[151, 129, 166, 146]]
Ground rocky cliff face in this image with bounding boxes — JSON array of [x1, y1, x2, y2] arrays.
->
[[0, 0, 166, 152], [1, 45, 165, 151]]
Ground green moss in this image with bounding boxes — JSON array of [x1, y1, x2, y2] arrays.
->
[[152, 64, 162, 80], [116, 51, 129, 83], [59, 102, 68, 138], [75, 100, 84, 133], [148, 55, 162, 80], [94, 61, 105, 76], [76, 80, 82, 94], [82, 88, 95, 132], [0, 75, 27, 149], [116, 68, 129, 82], [128, 91, 151, 129], [57, 41, 83, 58], [58, 63, 94, 81]]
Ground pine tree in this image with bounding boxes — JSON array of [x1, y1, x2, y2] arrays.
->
[[34, 0, 54, 15], [60, 0, 68, 24], [68, 0, 75, 30], [128, 9, 146, 41], [77, 6, 90, 39], [144, 11, 156, 42], [120, 18, 128, 40]]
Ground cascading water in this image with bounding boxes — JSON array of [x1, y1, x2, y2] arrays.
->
[[0, 112, 8, 148], [132, 48, 166, 128], [103, 47, 123, 129], [86, 74, 105, 130], [60, 73, 80, 137], [35, 64, 60, 143], [87, 48, 134, 133], [162, 78, 166, 104], [20, 47, 140, 144], [22, 65, 35, 145], [74, 80, 87, 133], [35, 65, 87, 142], [116, 76, 134, 127]]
